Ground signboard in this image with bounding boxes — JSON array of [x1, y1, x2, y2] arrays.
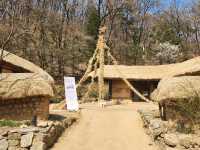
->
[[64, 77, 79, 111]]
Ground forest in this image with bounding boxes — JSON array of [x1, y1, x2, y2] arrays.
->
[[0, 0, 199, 81]]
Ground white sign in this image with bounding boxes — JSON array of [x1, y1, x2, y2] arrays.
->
[[64, 77, 79, 111]]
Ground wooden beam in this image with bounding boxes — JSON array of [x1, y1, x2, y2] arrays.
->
[[98, 42, 105, 103]]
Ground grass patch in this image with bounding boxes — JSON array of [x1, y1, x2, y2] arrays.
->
[[50, 98, 62, 104], [0, 120, 22, 127]]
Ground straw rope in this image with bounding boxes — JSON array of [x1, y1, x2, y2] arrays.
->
[[98, 29, 106, 103], [107, 50, 150, 102], [76, 48, 99, 88], [77, 26, 150, 103], [82, 52, 100, 102]]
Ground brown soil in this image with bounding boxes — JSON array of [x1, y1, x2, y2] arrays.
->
[[51, 102, 158, 150]]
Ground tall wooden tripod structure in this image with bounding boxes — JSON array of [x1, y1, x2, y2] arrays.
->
[[77, 26, 150, 105], [76, 26, 108, 104]]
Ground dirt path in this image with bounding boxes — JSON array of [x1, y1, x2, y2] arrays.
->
[[51, 102, 158, 150]]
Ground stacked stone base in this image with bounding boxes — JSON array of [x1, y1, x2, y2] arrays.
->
[[0, 116, 77, 150], [138, 109, 200, 150]]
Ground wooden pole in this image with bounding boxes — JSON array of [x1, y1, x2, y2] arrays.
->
[[98, 44, 105, 103], [97, 27, 107, 104]]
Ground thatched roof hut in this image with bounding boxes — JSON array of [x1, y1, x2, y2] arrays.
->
[[89, 57, 200, 100], [151, 76, 200, 102], [0, 50, 54, 120], [151, 76, 200, 123], [89, 56, 200, 80]]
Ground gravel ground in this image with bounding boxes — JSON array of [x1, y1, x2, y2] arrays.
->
[[51, 102, 158, 150]]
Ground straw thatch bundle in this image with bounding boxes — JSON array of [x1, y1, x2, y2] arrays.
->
[[0, 49, 54, 83], [151, 76, 200, 102], [0, 73, 54, 100], [89, 57, 200, 80]]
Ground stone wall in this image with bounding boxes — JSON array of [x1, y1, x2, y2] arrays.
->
[[0, 114, 78, 150], [0, 97, 49, 121], [138, 109, 200, 150]]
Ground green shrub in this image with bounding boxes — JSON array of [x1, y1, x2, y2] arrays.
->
[[176, 120, 193, 134], [169, 96, 200, 133], [88, 83, 109, 99], [50, 98, 62, 103], [175, 96, 200, 123], [77, 82, 109, 101], [0, 120, 22, 127], [50, 84, 65, 103]]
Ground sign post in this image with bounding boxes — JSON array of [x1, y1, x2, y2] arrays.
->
[[64, 77, 79, 111]]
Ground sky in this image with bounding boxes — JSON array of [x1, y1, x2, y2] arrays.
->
[[162, 0, 197, 8]]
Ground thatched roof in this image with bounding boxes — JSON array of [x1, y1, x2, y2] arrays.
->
[[0, 49, 55, 100], [151, 76, 200, 102], [0, 73, 54, 100], [0, 49, 54, 83], [89, 57, 200, 80]]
